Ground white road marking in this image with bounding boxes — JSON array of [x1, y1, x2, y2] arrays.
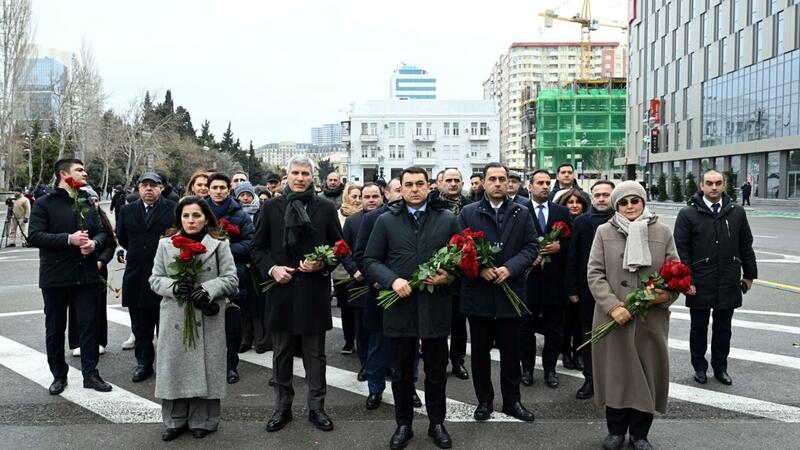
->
[[0, 335, 161, 423], [753, 235, 778, 239], [0, 257, 39, 262], [753, 250, 800, 264], [671, 313, 800, 335], [671, 305, 800, 319], [669, 339, 800, 371]]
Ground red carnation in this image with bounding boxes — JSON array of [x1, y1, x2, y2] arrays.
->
[[449, 234, 466, 249], [64, 176, 85, 189], [552, 221, 571, 239], [220, 219, 240, 237], [333, 239, 351, 258]]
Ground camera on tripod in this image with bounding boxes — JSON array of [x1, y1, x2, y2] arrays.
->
[[4, 197, 13, 208]]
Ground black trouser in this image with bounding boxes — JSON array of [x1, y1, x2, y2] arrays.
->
[[226, 306, 242, 371], [468, 316, 521, 406], [561, 301, 582, 357], [129, 305, 159, 370], [449, 295, 467, 367], [605, 406, 654, 439], [272, 331, 327, 410], [43, 285, 100, 379], [689, 307, 734, 373], [335, 284, 356, 346], [580, 317, 594, 379], [390, 336, 448, 426], [520, 304, 564, 374], [68, 284, 108, 349], [354, 307, 369, 366]]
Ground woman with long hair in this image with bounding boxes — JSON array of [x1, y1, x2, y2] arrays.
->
[[149, 196, 238, 441], [558, 187, 589, 219], [332, 184, 362, 354], [185, 171, 210, 197]]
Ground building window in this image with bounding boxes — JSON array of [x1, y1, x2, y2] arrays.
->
[[768, 0, 776, 16], [480, 122, 488, 135], [369, 122, 377, 135], [732, 0, 740, 30], [683, 88, 689, 120], [714, 5, 721, 40], [721, 37, 727, 72], [398, 145, 405, 159], [737, 30, 745, 68], [750, 0, 757, 24], [443, 122, 450, 136], [671, 92, 677, 122], [755, 21, 764, 62], [452, 122, 460, 136], [443, 144, 450, 158], [706, 45, 714, 79], [676, 0, 682, 24], [361, 123, 368, 136], [389, 145, 397, 159], [687, 118, 694, 149], [672, 30, 678, 60], [776, 11, 784, 54], [388, 122, 396, 138], [425, 122, 432, 136], [676, 122, 682, 150], [415, 122, 423, 136], [702, 13, 708, 46], [398, 122, 405, 138], [470, 144, 478, 158]]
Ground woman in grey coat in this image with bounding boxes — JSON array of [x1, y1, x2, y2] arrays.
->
[[587, 181, 680, 450], [149, 196, 239, 441]]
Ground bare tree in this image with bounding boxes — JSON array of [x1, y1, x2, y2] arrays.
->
[[117, 94, 180, 187], [0, 0, 33, 188]]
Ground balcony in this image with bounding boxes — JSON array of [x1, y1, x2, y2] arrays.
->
[[413, 133, 436, 142], [360, 134, 378, 143], [342, 135, 351, 143], [466, 153, 490, 164], [468, 133, 489, 141], [412, 157, 436, 166]]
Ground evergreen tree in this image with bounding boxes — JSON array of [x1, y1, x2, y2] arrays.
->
[[247, 140, 267, 183], [197, 120, 217, 149], [671, 174, 684, 203], [685, 172, 698, 198], [724, 169, 738, 201], [219, 122, 235, 153], [657, 172, 668, 202], [175, 106, 195, 137], [143, 91, 157, 127], [155, 89, 175, 120], [317, 158, 336, 185]]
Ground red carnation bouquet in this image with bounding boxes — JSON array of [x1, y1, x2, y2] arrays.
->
[[64, 176, 89, 230], [528, 220, 571, 273], [167, 234, 208, 349], [456, 228, 531, 317], [577, 260, 693, 350], [262, 239, 351, 293], [218, 219, 240, 238]]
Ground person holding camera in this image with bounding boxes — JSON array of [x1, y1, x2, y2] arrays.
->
[[674, 169, 758, 387], [7, 187, 31, 247]]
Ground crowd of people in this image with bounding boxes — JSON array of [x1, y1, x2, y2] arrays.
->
[[19, 157, 757, 450]]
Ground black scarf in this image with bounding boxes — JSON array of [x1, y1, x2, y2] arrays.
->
[[283, 184, 316, 250], [322, 184, 344, 198]]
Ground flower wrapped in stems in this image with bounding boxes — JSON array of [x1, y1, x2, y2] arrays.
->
[[218, 219, 240, 238], [167, 234, 208, 349], [376, 244, 463, 310], [527, 220, 571, 275], [64, 177, 89, 230], [262, 239, 351, 293]]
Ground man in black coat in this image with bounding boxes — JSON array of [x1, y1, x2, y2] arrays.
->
[[565, 180, 615, 400], [548, 163, 591, 204], [251, 156, 342, 433], [674, 170, 757, 386], [458, 162, 538, 423], [206, 172, 256, 384], [110, 185, 126, 221], [437, 168, 472, 380], [520, 169, 572, 389], [364, 167, 461, 450], [28, 158, 112, 394], [116, 172, 176, 383]]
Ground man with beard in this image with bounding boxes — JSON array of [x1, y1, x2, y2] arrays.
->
[[458, 162, 538, 422], [364, 167, 461, 450], [566, 180, 615, 399], [437, 168, 471, 380], [548, 163, 591, 204], [319, 172, 344, 209], [251, 156, 342, 433], [469, 172, 484, 202]]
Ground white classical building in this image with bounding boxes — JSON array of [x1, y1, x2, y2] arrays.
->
[[344, 100, 500, 182]]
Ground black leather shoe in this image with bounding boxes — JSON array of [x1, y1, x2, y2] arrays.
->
[[161, 427, 183, 441], [544, 372, 559, 388], [451, 364, 469, 380], [49, 378, 67, 395], [714, 370, 733, 385], [265, 410, 292, 432], [601, 433, 625, 450], [309, 409, 334, 431], [576, 379, 594, 400], [389, 425, 413, 450], [255, 345, 271, 354], [238, 343, 251, 353], [502, 402, 535, 422], [191, 429, 209, 439], [521, 371, 534, 386], [473, 403, 493, 421], [268, 377, 275, 386], [357, 367, 367, 382], [83, 373, 112, 392], [693, 370, 708, 384], [630, 437, 655, 450], [412, 391, 422, 408], [132, 366, 153, 382], [562, 353, 576, 370], [227, 369, 240, 384], [427, 423, 452, 448], [366, 392, 382, 410]]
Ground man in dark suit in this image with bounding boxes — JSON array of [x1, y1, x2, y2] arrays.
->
[[251, 156, 342, 433], [520, 169, 571, 388], [116, 172, 176, 382], [364, 167, 461, 450], [459, 162, 538, 423], [507, 171, 528, 205]]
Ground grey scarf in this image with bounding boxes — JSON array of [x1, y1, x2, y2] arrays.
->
[[610, 207, 656, 272]]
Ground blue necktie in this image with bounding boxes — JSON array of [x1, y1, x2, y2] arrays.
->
[[537, 205, 546, 231]]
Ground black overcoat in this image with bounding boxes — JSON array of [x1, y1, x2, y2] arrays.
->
[[565, 207, 615, 322], [525, 201, 572, 306]]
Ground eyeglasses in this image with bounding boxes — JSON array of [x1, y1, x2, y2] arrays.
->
[[617, 197, 641, 207]]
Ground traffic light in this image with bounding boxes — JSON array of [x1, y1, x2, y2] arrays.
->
[[650, 128, 660, 153]]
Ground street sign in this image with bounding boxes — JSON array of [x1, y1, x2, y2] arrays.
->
[[650, 128, 660, 153]]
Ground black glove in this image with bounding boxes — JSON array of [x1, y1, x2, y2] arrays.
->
[[172, 280, 194, 298], [190, 287, 219, 316]]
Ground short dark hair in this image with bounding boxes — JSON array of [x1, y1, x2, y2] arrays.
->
[[362, 182, 383, 194], [401, 166, 429, 184], [470, 172, 484, 180], [557, 163, 575, 172], [528, 169, 551, 182], [482, 162, 508, 177], [591, 180, 616, 191], [207, 172, 231, 188], [53, 158, 83, 182], [13, 186, 23, 193]]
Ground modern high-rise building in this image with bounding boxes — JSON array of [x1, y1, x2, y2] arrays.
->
[[18, 45, 75, 125], [484, 42, 627, 170], [311, 123, 344, 146], [627, 0, 800, 201], [390, 64, 437, 100]]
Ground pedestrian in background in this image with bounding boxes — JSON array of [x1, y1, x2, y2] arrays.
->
[[334, 183, 362, 355], [7, 187, 30, 247], [740, 180, 752, 206]]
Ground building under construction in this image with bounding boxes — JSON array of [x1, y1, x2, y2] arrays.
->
[[521, 78, 627, 175]]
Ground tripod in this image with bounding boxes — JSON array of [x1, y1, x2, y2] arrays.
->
[[1, 205, 28, 248]]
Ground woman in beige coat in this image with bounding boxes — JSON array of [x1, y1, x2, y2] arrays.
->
[[587, 181, 680, 450]]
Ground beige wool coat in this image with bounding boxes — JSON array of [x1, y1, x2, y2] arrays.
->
[[587, 217, 679, 414]]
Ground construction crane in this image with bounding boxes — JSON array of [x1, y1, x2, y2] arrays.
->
[[540, 0, 628, 80]]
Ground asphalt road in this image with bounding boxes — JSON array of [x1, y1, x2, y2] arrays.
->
[[1, 204, 799, 450]]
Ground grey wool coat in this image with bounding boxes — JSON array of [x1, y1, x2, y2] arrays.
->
[[587, 217, 679, 414], [149, 234, 239, 400]]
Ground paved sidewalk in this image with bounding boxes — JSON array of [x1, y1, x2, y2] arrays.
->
[[648, 200, 800, 218]]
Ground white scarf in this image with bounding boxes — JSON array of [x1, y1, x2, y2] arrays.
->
[[611, 207, 656, 272]]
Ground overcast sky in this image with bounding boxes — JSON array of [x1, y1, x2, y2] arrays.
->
[[32, 0, 628, 145]]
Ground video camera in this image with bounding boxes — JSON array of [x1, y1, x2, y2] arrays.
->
[[4, 197, 13, 208]]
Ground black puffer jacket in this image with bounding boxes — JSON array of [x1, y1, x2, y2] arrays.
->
[[674, 192, 758, 309]]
